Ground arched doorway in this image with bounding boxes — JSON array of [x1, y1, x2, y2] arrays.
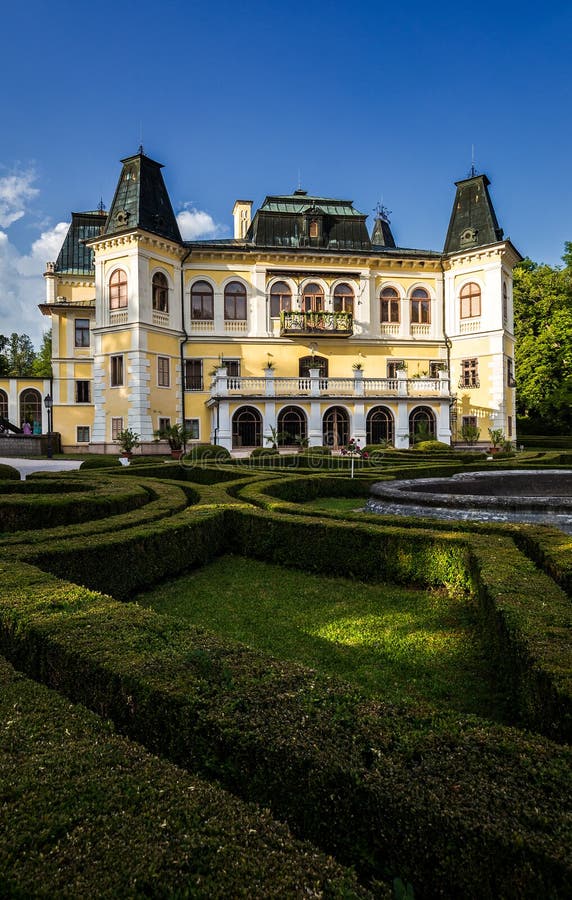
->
[[232, 406, 262, 449], [323, 406, 349, 450], [19, 389, 42, 431], [409, 406, 436, 444], [0, 389, 8, 423], [277, 406, 307, 446], [366, 406, 394, 445]]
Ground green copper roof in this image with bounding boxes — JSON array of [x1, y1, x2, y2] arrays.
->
[[444, 173, 503, 254], [54, 210, 107, 274], [247, 190, 371, 250], [103, 151, 182, 243]]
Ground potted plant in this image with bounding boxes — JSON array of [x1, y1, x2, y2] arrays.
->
[[154, 423, 191, 459], [352, 362, 364, 372], [488, 427, 505, 453], [265, 425, 288, 450], [115, 428, 140, 458]]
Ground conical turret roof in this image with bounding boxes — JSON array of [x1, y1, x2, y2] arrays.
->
[[444, 173, 503, 254], [103, 149, 182, 243]]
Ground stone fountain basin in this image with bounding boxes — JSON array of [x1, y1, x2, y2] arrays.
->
[[369, 470, 572, 513]]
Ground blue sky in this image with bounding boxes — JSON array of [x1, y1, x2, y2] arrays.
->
[[1, 0, 571, 345]]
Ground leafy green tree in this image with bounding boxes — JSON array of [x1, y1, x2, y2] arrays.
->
[[3, 333, 36, 376], [32, 330, 52, 377], [513, 249, 572, 432]]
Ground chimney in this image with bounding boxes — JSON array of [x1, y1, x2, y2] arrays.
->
[[232, 200, 252, 239]]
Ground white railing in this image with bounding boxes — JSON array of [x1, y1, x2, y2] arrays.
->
[[225, 320, 248, 333], [152, 311, 170, 327], [380, 324, 400, 336], [460, 320, 481, 334], [410, 324, 431, 336], [210, 375, 450, 399], [109, 311, 128, 326], [190, 320, 214, 333]]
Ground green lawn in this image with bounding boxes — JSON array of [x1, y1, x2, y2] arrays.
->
[[136, 555, 508, 721]]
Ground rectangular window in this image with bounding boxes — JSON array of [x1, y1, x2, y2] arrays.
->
[[76, 426, 90, 443], [387, 360, 405, 379], [221, 358, 241, 376], [459, 358, 479, 388], [381, 299, 400, 323], [411, 299, 430, 324], [508, 415, 513, 437], [110, 355, 124, 387], [429, 360, 443, 378], [184, 418, 200, 440], [184, 359, 203, 391], [462, 415, 478, 428], [111, 417, 123, 440], [75, 318, 90, 348], [158, 417, 171, 434], [75, 380, 91, 403], [224, 295, 247, 320], [507, 357, 515, 386], [158, 356, 170, 387]]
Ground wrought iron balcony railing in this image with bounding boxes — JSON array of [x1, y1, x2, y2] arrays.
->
[[280, 310, 353, 337]]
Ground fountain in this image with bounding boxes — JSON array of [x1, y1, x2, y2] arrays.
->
[[366, 470, 572, 532]]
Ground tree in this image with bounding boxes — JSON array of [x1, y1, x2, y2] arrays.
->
[[0, 333, 37, 377], [32, 330, 52, 377], [513, 249, 572, 432]]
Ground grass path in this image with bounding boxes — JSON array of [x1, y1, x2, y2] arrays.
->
[[136, 555, 509, 721]]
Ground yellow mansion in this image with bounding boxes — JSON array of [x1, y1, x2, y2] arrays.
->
[[0, 150, 520, 452]]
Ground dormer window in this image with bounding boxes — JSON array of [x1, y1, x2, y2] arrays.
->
[[309, 220, 319, 238], [152, 272, 169, 312], [460, 227, 478, 247]]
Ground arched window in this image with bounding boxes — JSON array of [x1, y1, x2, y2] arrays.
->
[[333, 283, 354, 314], [270, 281, 292, 318], [19, 389, 42, 430], [232, 405, 262, 448], [322, 406, 350, 450], [152, 272, 169, 312], [366, 406, 394, 446], [380, 286, 400, 323], [409, 406, 436, 444], [298, 355, 328, 377], [190, 281, 214, 320], [0, 389, 8, 422], [302, 282, 324, 313], [277, 406, 307, 446], [109, 269, 128, 309], [410, 288, 430, 324], [460, 282, 481, 319], [224, 281, 247, 320]]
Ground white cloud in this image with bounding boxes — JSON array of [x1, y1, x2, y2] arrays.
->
[[0, 170, 39, 228], [176, 204, 228, 240], [0, 224, 68, 346], [16, 222, 69, 276]]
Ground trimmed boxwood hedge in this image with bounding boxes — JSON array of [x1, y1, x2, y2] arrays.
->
[[0, 656, 371, 898], [0, 478, 151, 531], [0, 463, 20, 480], [0, 559, 569, 898]]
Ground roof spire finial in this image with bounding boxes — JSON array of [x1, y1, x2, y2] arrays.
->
[[97, 197, 106, 213], [374, 200, 391, 223], [297, 167, 302, 191], [469, 144, 477, 178]]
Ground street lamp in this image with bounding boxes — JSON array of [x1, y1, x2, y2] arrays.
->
[[44, 394, 53, 459]]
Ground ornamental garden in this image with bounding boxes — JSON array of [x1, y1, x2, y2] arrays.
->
[[0, 448, 571, 898]]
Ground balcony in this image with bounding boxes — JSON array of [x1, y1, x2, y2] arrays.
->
[[209, 373, 451, 401], [280, 310, 353, 337]]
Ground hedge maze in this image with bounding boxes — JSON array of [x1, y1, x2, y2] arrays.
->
[[0, 452, 570, 898]]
